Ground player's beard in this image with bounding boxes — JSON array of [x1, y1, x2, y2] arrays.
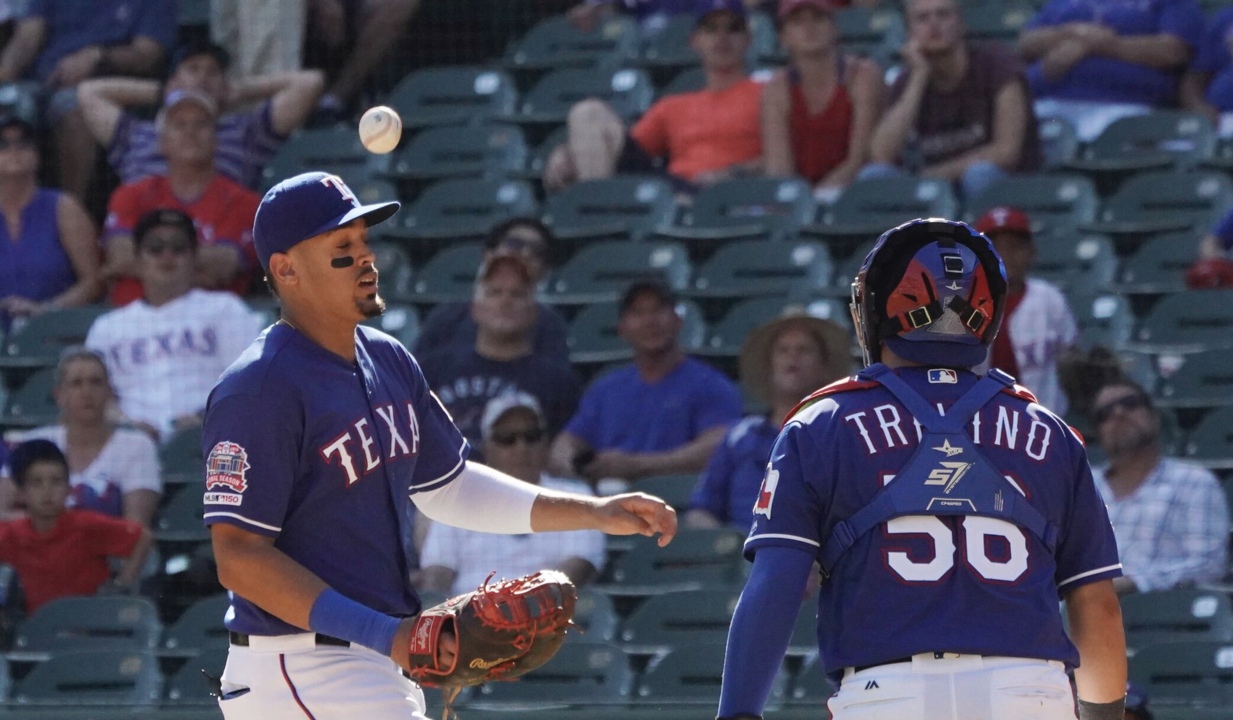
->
[[358, 291, 386, 319]]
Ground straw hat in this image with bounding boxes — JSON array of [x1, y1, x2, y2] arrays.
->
[[739, 311, 854, 405]]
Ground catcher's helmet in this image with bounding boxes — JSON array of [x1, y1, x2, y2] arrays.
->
[[850, 218, 1007, 367]]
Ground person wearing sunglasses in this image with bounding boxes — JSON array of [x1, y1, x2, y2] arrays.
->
[[416, 392, 606, 595], [1090, 379, 1228, 596], [84, 208, 264, 443], [0, 116, 101, 331]]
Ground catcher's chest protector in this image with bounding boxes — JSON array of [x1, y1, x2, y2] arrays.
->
[[818, 364, 1059, 577]]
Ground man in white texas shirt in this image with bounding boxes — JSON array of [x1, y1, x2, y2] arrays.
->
[[86, 208, 264, 442]]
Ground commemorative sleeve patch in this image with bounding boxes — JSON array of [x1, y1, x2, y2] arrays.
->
[[206, 441, 251, 493]]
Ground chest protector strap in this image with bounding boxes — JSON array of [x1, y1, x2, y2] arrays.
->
[[818, 364, 1058, 578]]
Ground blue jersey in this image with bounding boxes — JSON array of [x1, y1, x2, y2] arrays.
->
[[201, 323, 468, 636], [689, 415, 779, 530], [744, 367, 1121, 678]]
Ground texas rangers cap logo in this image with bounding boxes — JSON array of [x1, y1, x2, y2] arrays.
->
[[206, 441, 251, 493], [753, 466, 779, 520]]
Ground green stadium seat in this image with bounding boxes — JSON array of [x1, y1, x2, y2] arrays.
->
[[688, 240, 833, 300], [620, 589, 740, 648], [1065, 111, 1216, 177], [259, 125, 372, 191], [1156, 351, 1233, 410], [1128, 290, 1233, 354], [386, 179, 536, 253], [639, 15, 702, 71], [526, 125, 569, 179], [1122, 589, 1233, 653], [13, 596, 161, 654], [162, 594, 229, 654], [542, 177, 678, 242], [701, 296, 852, 359], [155, 486, 210, 544], [178, 0, 208, 26], [1031, 233, 1117, 292], [544, 240, 690, 305], [788, 599, 818, 656], [383, 124, 528, 181], [574, 588, 620, 644], [1081, 170, 1233, 237], [385, 66, 518, 127], [504, 14, 639, 72], [328, 166, 399, 206], [1066, 291, 1134, 350], [565, 299, 706, 364], [469, 642, 631, 707], [636, 642, 788, 707], [0, 82, 42, 126], [1039, 116, 1079, 170], [160, 425, 204, 488], [606, 529, 746, 595], [1129, 640, 1233, 705], [166, 647, 228, 705], [633, 475, 698, 513], [368, 241, 416, 303], [965, 174, 1097, 233], [656, 178, 817, 245], [660, 66, 705, 97], [407, 243, 485, 304], [515, 67, 654, 125], [361, 304, 420, 349], [0, 366, 57, 429], [962, 1, 1034, 41], [1182, 406, 1233, 471], [835, 6, 905, 58], [12, 649, 162, 705], [0, 305, 107, 373], [0, 653, 7, 701], [1114, 231, 1199, 296], [806, 178, 958, 241]]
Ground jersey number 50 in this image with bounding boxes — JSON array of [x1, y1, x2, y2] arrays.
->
[[884, 515, 1029, 583]]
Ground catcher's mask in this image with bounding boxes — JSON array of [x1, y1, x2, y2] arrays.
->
[[850, 218, 1007, 368]]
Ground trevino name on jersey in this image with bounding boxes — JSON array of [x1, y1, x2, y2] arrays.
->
[[745, 366, 1121, 679]]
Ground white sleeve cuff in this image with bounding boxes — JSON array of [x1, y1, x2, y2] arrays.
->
[[411, 460, 539, 534]]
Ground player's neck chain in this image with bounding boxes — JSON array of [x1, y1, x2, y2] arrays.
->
[[278, 318, 300, 332]]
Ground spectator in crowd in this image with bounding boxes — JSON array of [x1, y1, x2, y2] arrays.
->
[[567, 0, 877, 32], [545, 0, 763, 194], [0, 348, 161, 526], [549, 278, 742, 485], [1018, 0, 1204, 142], [416, 393, 606, 593], [85, 209, 265, 443], [685, 312, 851, 529], [418, 253, 581, 454], [78, 40, 324, 190], [211, 0, 305, 79], [305, 0, 420, 120], [0, 0, 175, 199], [0, 116, 100, 330], [973, 206, 1077, 414], [0, 440, 152, 614], [101, 91, 262, 305], [762, 0, 882, 203], [414, 217, 569, 361], [1181, 6, 1233, 133], [1090, 379, 1228, 594], [864, 0, 1041, 199]]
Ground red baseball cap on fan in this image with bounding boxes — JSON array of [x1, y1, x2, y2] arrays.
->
[[778, 0, 841, 19], [974, 206, 1033, 240]]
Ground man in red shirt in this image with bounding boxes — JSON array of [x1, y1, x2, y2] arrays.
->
[[101, 89, 261, 305], [544, 0, 763, 194], [0, 440, 151, 614]]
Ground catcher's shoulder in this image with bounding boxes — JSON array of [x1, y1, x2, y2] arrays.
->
[[782, 375, 877, 425]]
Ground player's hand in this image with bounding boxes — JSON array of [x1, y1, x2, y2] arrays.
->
[[592, 492, 678, 547], [391, 617, 458, 673]]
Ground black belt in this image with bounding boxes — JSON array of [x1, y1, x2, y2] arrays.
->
[[229, 631, 349, 648], [853, 655, 913, 673]]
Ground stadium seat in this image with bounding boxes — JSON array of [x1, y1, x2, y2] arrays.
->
[[834, 6, 905, 58], [574, 588, 620, 644], [1038, 116, 1079, 170], [383, 124, 528, 181], [328, 166, 399, 206], [361, 304, 420, 349], [469, 641, 631, 707], [1081, 170, 1233, 237], [636, 642, 788, 707], [701, 296, 852, 359], [1065, 111, 1216, 178], [515, 67, 654, 125], [1121, 589, 1233, 652], [965, 174, 1097, 233], [1031, 233, 1117, 292], [805, 177, 958, 241], [385, 178, 537, 246], [0, 366, 56, 429], [0, 653, 7, 701], [11, 649, 162, 705], [565, 299, 706, 364], [0, 305, 107, 373], [166, 647, 228, 704], [162, 594, 230, 654], [1129, 640, 1233, 705], [0, 82, 41, 126], [407, 243, 485, 304], [1066, 291, 1134, 350], [659, 66, 705, 97], [638, 15, 702, 71], [544, 240, 690, 305], [1127, 290, 1233, 354], [13, 596, 161, 654], [688, 240, 833, 300], [1113, 231, 1199, 296], [526, 125, 568, 179], [633, 475, 697, 512], [620, 589, 740, 648], [656, 177, 817, 245], [788, 599, 819, 656], [1182, 406, 1233, 471], [542, 177, 677, 242], [155, 486, 210, 544], [1155, 351, 1233, 410], [606, 528, 746, 594], [385, 66, 518, 127], [962, 0, 1034, 41], [260, 125, 373, 191], [160, 425, 204, 488], [504, 14, 639, 72], [368, 241, 416, 302]]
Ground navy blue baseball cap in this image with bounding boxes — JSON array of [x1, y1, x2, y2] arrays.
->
[[695, 0, 748, 26], [253, 172, 400, 270]]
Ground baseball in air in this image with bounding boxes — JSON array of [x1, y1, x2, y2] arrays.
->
[[359, 106, 402, 154]]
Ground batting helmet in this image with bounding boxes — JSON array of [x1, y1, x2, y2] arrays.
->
[[850, 218, 1007, 368]]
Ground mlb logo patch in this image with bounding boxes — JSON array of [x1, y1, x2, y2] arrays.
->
[[928, 369, 958, 384], [206, 441, 251, 493]]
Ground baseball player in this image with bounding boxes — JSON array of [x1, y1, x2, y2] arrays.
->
[[203, 172, 677, 719], [716, 219, 1126, 720]]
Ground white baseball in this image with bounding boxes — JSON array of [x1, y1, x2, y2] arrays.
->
[[359, 106, 402, 154]]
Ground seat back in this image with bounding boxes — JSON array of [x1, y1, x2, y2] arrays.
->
[[685, 178, 817, 237], [385, 66, 517, 127], [360, 304, 420, 349], [1157, 351, 1233, 409], [388, 124, 527, 179], [1131, 289, 1233, 353], [609, 529, 746, 591], [1115, 231, 1197, 295], [1182, 406, 1233, 470], [166, 647, 228, 704], [397, 178, 537, 240], [966, 174, 1097, 233], [160, 425, 204, 485], [691, 240, 832, 299], [1, 367, 57, 429], [1097, 170, 1232, 230], [820, 177, 958, 234], [573, 588, 619, 643], [620, 590, 741, 646], [409, 243, 485, 303], [835, 6, 905, 55], [13, 649, 162, 705], [1, 305, 107, 368], [505, 14, 639, 71], [260, 126, 372, 190], [519, 67, 654, 121], [1067, 291, 1134, 350], [156, 486, 210, 543], [634, 475, 698, 512], [543, 176, 677, 241], [546, 240, 690, 305], [1039, 116, 1079, 169], [14, 597, 161, 653], [1122, 589, 1233, 652], [368, 241, 416, 302], [162, 594, 230, 653], [637, 642, 787, 704], [704, 296, 852, 358], [962, 1, 1034, 41], [1032, 233, 1117, 292], [1129, 640, 1233, 705], [471, 641, 631, 705], [566, 299, 706, 363], [1083, 111, 1216, 168]]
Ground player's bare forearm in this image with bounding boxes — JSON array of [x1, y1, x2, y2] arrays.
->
[[114, 528, 153, 587], [531, 490, 677, 546], [1065, 579, 1127, 703], [211, 523, 329, 629]]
